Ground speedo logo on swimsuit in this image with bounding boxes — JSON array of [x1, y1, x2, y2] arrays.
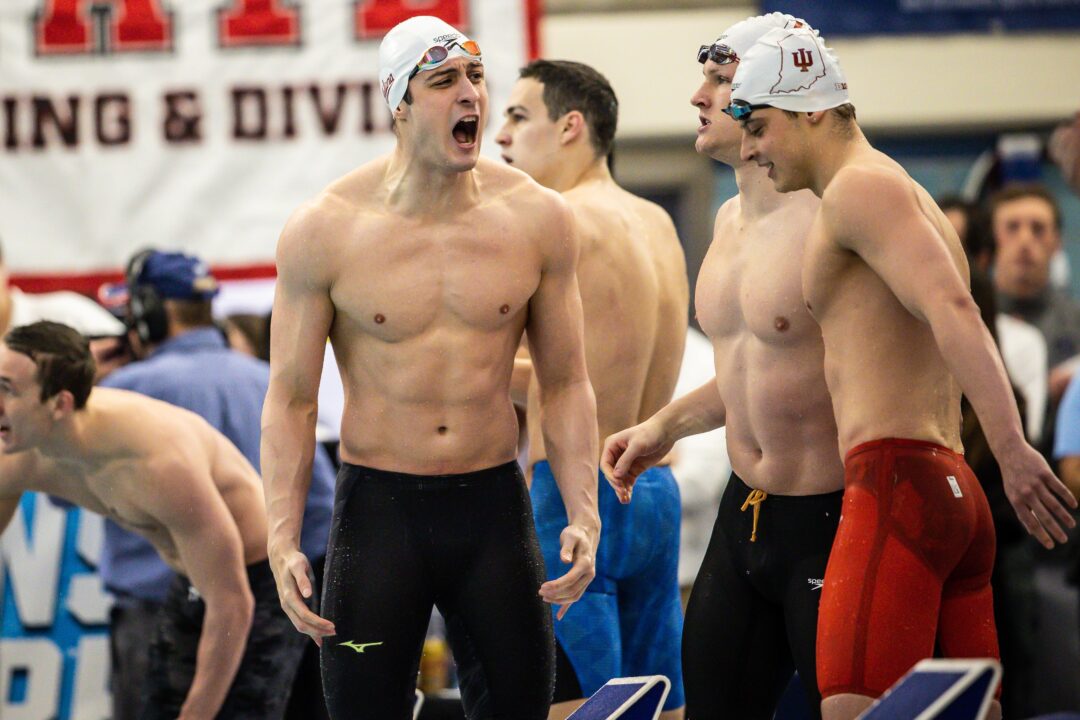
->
[[339, 640, 384, 654], [807, 578, 824, 591]]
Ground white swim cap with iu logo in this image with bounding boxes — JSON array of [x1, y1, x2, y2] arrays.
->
[[730, 26, 849, 113], [378, 15, 482, 113]]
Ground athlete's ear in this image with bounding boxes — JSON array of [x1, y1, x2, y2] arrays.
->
[[806, 110, 828, 126], [559, 110, 587, 147], [50, 390, 76, 420]]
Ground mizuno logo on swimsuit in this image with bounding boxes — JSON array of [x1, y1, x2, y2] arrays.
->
[[339, 640, 384, 653], [808, 578, 824, 591]]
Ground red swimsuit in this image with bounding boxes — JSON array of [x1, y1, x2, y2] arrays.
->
[[817, 438, 1000, 699]]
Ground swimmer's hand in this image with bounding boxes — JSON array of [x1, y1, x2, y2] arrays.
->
[[1001, 441, 1078, 550], [268, 544, 336, 646], [539, 521, 599, 620], [602, 420, 675, 504]]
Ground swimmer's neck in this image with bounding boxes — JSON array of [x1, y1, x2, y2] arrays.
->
[[806, 126, 872, 197], [383, 147, 482, 216], [733, 162, 789, 219], [34, 401, 108, 468], [544, 151, 611, 194]]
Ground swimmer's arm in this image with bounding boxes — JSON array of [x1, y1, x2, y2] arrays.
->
[[827, 169, 1077, 546], [0, 453, 38, 534], [602, 380, 725, 485], [0, 493, 20, 535], [652, 379, 727, 439], [527, 195, 600, 617], [146, 461, 254, 719], [262, 203, 337, 635]]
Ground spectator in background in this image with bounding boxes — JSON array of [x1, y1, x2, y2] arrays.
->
[[940, 196, 993, 274], [96, 250, 336, 720], [1050, 111, 1080, 196], [941, 196, 1048, 444], [0, 237, 124, 338], [224, 313, 270, 361], [991, 184, 1080, 404]]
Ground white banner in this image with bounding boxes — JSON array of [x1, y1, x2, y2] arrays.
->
[[0, 0, 538, 276]]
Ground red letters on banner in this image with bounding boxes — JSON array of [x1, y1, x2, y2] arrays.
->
[[354, 0, 468, 39], [33, 0, 473, 54], [218, 0, 300, 47], [35, 0, 172, 55]]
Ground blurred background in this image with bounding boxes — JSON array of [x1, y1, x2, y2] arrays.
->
[[2, 1, 1080, 718]]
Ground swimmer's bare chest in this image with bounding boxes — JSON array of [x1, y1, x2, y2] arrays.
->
[[38, 462, 179, 561], [329, 221, 541, 341], [698, 218, 817, 350]]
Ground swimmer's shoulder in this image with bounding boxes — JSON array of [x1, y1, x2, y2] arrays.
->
[[93, 387, 214, 455], [476, 157, 550, 205], [710, 194, 742, 241], [820, 158, 922, 249], [282, 157, 391, 246]]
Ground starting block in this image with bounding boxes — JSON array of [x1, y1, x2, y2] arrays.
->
[[857, 659, 1001, 720], [567, 675, 671, 720]]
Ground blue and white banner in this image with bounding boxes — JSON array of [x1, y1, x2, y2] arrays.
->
[[2, 496, 112, 720], [762, 0, 1080, 35]]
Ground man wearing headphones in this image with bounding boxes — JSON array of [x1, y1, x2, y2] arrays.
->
[[97, 250, 337, 720]]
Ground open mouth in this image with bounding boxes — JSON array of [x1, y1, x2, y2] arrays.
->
[[501, 154, 513, 164], [453, 116, 479, 147], [699, 115, 711, 127], [0, 423, 11, 440]]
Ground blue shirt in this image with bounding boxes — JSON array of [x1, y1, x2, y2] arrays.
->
[[99, 327, 335, 602], [1055, 371, 1080, 460]]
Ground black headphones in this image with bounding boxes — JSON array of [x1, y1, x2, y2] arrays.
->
[[125, 249, 169, 345]]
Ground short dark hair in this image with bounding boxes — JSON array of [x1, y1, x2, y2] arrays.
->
[[938, 195, 992, 261], [519, 59, 618, 159], [987, 183, 1062, 231], [4, 321, 95, 408], [167, 299, 215, 328], [782, 103, 857, 128]]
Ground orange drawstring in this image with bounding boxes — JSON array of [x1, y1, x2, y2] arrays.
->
[[740, 489, 768, 542]]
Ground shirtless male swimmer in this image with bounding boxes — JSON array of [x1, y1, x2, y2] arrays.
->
[[602, 14, 844, 720], [496, 59, 688, 720], [0, 321, 306, 720], [261, 16, 600, 720], [729, 27, 1077, 719]]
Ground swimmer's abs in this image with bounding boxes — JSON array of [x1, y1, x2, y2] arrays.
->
[[338, 414, 521, 476]]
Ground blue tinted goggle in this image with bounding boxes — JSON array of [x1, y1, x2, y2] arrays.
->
[[722, 99, 767, 121], [697, 43, 738, 65]]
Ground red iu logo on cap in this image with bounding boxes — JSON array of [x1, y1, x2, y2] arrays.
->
[[792, 49, 814, 72]]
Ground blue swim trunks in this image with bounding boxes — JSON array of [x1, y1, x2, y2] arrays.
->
[[531, 461, 685, 710]]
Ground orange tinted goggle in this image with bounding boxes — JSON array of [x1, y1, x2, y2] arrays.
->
[[410, 40, 482, 79]]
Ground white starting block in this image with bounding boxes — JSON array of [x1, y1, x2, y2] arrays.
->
[[856, 659, 1002, 720], [414, 688, 424, 719], [567, 675, 671, 720]]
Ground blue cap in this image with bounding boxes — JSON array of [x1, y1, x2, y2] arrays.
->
[[131, 251, 219, 300]]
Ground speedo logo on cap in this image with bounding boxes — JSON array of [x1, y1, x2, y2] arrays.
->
[[382, 73, 395, 101], [433, 33, 460, 42]]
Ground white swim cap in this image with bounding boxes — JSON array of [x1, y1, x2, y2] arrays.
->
[[699, 12, 818, 66], [378, 15, 482, 113], [729, 26, 849, 115]]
